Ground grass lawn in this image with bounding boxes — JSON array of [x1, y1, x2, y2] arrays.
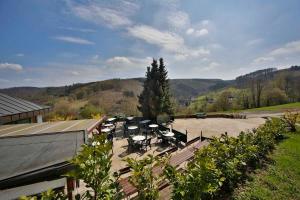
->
[[232, 130, 300, 200], [207, 102, 300, 115], [242, 102, 300, 112]]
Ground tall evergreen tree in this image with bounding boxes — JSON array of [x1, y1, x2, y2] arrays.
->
[[158, 58, 173, 115], [138, 58, 173, 120]]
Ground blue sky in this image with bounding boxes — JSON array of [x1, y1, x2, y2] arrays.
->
[[1, 0, 300, 88]]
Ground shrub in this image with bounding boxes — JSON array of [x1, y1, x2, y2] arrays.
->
[[164, 118, 289, 199], [68, 135, 122, 200], [79, 104, 103, 119], [125, 155, 168, 200], [282, 111, 299, 132], [123, 90, 135, 97], [19, 189, 67, 200]]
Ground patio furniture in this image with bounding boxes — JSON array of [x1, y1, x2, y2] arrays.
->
[[161, 131, 175, 145], [103, 123, 114, 128], [195, 112, 207, 119], [107, 117, 116, 122], [101, 128, 111, 134], [163, 131, 175, 137], [149, 124, 158, 135], [126, 116, 134, 122], [128, 125, 139, 135], [107, 133, 114, 153], [127, 137, 135, 153], [107, 133, 113, 142], [139, 119, 151, 135], [141, 137, 152, 151], [132, 135, 146, 142]]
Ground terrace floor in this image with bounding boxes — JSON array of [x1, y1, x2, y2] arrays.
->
[[109, 117, 265, 172], [172, 117, 266, 140], [111, 127, 174, 172]]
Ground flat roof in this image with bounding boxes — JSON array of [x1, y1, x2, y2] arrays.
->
[[0, 119, 102, 138], [0, 93, 50, 117]]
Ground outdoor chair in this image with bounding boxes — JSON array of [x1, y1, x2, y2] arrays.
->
[[141, 138, 151, 151], [127, 138, 134, 152], [107, 133, 114, 153], [157, 130, 164, 143]]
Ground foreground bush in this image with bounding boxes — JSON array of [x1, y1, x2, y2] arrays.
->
[[125, 155, 168, 200], [282, 111, 299, 132], [164, 118, 287, 200], [68, 135, 122, 200]]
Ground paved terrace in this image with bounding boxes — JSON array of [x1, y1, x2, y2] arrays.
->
[[109, 116, 266, 172], [172, 117, 266, 140]]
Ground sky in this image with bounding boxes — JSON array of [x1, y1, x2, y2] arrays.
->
[[0, 0, 300, 88]]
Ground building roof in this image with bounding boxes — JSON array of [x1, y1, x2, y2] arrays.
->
[[0, 93, 50, 117], [0, 119, 103, 138], [0, 118, 104, 189]]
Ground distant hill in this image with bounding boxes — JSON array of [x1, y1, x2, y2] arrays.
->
[[1, 66, 298, 116], [188, 66, 300, 113], [0, 78, 232, 105], [0, 78, 232, 116]]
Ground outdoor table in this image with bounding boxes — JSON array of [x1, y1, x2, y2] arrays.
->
[[104, 123, 114, 128], [101, 128, 111, 133], [140, 119, 151, 124], [128, 126, 138, 130], [149, 124, 158, 128], [149, 124, 159, 135], [132, 135, 146, 142], [163, 131, 175, 137], [126, 117, 134, 121], [107, 117, 116, 122]]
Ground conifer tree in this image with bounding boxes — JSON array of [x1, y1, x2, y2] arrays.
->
[[138, 58, 173, 119]]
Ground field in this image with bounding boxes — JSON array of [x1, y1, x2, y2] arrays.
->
[[242, 102, 300, 112], [233, 131, 300, 200]]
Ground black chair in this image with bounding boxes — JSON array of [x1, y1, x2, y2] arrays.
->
[[141, 138, 151, 151], [157, 130, 164, 143], [107, 133, 114, 153], [127, 137, 136, 153]]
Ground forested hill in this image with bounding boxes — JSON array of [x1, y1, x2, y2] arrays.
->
[[0, 78, 231, 105], [188, 66, 300, 113], [0, 66, 298, 116]]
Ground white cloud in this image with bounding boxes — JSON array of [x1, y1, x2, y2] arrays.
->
[[252, 40, 300, 65], [0, 63, 23, 71], [201, 20, 210, 26], [128, 25, 184, 52], [269, 40, 300, 56], [0, 78, 10, 83], [186, 28, 194, 35], [253, 56, 274, 64], [246, 38, 263, 46], [106, 56, 152, 70], [195, 28, 209, 37], [53, 36, 94, 45], [92, 54, 100, 60], [128, 25, 210, 60], [167, 11, 190, 29], [70, 71, 80, 76], [24, 78, 34, 82], [196, 62, 220, 72], [16, 53, 24, 57], [68, 1, 138, 29], [59, 27, 97, 33], [186, 28, 209, 37]]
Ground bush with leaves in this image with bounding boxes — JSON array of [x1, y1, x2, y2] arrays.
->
[[125, 155, 168, 200], [164, 155, 223, 200], [19, 189, 67, 200], [282, 111, 299, 132], [68, 135, 122, 200], [164, 118, 288, 199]]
